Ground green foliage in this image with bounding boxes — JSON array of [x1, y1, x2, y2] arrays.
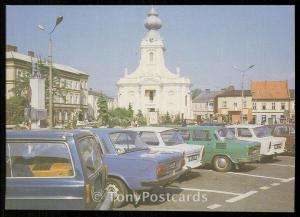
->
[[128, 103, 133, 118], [134, 109, 147, 126], [160, 111, 172, 125], [108, 107, 132, 128], [6, 96, 29, 124], [97, 94, 109, 126], [173, 113, 181, 125], [191, 88, 202, 99]]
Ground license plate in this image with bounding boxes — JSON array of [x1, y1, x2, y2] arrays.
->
[[188, 155, 198, 162]]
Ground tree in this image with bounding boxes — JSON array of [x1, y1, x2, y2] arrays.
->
[[191, 88, 202, 99], [6, 96, 29, 124], [97, 94, 109, 126], [128, 103, 134, 118], [173, 113, 181, 125], [108, 107, 131, 128], [134, 109, 146, 126]]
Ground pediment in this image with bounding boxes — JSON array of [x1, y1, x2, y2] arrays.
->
[[139, 77, 161, 85]]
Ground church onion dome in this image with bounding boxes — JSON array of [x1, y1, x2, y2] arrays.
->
[[144, 6, 162, 30]]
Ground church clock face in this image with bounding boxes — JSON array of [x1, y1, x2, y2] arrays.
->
[[149, 38, 154, 42]]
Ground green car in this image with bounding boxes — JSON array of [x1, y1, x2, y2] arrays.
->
[[177, 126, 261, 172]]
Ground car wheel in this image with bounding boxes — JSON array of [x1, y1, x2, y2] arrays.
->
[[213, 155, 232, 172], [106, 177, 128, 208]]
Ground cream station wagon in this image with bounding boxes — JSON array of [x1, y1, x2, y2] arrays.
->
[[226, 125, 286, 160]]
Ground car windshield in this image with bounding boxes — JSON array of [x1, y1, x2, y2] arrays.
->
[[217, 128, 237, 140], [253, 126, 272, 138], [109, 131, 149, 154], [161, 130, 184, 146]]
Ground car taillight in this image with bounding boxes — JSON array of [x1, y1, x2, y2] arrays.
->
[[180, 158, 185, 168], [156, 164, 166, 177], [85, 182, 92, 206]]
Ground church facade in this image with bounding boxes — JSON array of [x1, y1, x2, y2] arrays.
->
[[117, 7, 192, 120]]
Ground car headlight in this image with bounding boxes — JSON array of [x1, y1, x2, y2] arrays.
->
[[180, 158, 185, 168]]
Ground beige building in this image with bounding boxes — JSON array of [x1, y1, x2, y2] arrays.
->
[[192, 89, 223, 122], [251, 80, 291, 125], [215, 90, 253, 124], [6, 44, 89, 127]]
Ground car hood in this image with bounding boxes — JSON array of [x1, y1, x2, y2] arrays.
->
[[117, 149, 183, 164]]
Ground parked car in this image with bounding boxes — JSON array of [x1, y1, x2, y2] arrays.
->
[[198, 122, 225, 127], [89, 128, 187, 208], [177, 126, 261, 172], [226, 125, 286, 160], [266, 124, 295, 155], [6, 130, 112, 210], [130, 127, 204, 169]]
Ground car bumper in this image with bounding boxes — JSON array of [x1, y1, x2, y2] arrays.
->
[[237, 153, 261, 163], [184, 160, 203, 169], [95, 192, 114, 210], [263, 149, 286, 156], [141, 167, 190, 187]]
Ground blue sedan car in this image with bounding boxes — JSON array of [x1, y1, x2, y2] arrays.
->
[[89, 128, 187, 208]]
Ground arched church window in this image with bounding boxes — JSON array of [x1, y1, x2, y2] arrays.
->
[[149, 52, 154, 62]]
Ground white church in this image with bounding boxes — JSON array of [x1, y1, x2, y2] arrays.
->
[[117, 6, 192, 120]]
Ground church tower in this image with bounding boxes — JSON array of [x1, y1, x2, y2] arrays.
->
[[117, 6, 192, 121]]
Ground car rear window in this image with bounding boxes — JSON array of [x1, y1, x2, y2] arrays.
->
[[178, 130, 190, 142], [6, 142, 74, 178]]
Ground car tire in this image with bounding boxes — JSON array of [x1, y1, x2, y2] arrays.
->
[[106, 177, 128, 208], [213, 155, 232, 172]]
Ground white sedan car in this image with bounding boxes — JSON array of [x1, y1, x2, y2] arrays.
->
[[130, 127, 204, 169], [226, 125, 286, 159]]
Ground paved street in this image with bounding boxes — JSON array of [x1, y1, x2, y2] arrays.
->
[[118, 155, 295, 212]]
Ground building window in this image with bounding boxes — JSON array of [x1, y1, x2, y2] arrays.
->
[[58, 111, 62, 120], [243, 100, 247, 108], [65, 111, 68, 121], [149, 52, 153, 62], [281, 102, 286, 110], [253, 102, 256, 110], [233, 102, 238, 109], [262, 115, 266, 124], [222, 101, 227, 108], [272, 102, 276, 110], [70, 94, 73, 104], [262, 103, 266, 110]]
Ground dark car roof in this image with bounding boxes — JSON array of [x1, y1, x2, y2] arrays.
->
[[89, 128, 134, 135], [6, 129, 94, 141]]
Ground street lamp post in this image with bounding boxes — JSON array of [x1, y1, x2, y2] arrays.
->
[[233, 65, 255, 124], [38, 16, 63, 128]]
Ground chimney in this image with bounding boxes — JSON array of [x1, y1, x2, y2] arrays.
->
[[28, 51, 35, 57], [6, 44, 17, 52]]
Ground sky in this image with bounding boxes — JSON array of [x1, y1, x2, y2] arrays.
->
[[6, 5, 295, 97]]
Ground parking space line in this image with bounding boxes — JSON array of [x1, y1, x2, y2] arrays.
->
[[207, 204, 222, 209], [281, 177, 295, 183], [260, 186, 270, 190], [227, 172, 286, 181], [165, 186, 241, 196], [225, 191, 257, 203], [270, 183, 280, 186], [267, 163, 295, 168]]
